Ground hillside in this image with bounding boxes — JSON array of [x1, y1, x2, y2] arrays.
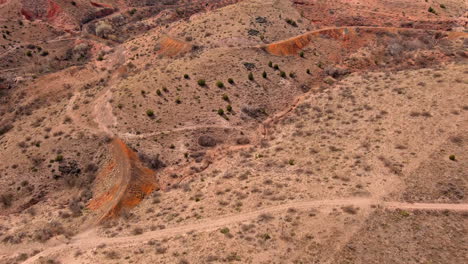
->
[[0, 0, 467, 263]]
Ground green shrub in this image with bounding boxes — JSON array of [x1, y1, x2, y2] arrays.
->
[[262, 71, 267, 78], [146, 109, 155, 117], [197, 79, 206, 86], [220, 227, 230, 234], [273, 64, 279, 70], [299, 51, 304, 57], [216, 81, 224, 88], [449, 155, 456, 161], [156, 89, 162, 96], [175, 98, 181, 104], [285, 18, 298, 27], [288, 159, 295, 165], [26, 51, 32, 57], [55, 155, 63, 162], [440, 4, 446, 9], [280, 71, 286, 78], [163, 87, 168, 92], [226, 105, 232, 112], [228, 78, 234, 84], [183, 74, 189, 79], [217, 109, 225, 116], [428, 7, 437, 14], [268, 61, 273, 67], [289, 72, 295, 78], [248, 72, 254, 81], [222, 94, 229, 101], [306, 69, 311, 74]]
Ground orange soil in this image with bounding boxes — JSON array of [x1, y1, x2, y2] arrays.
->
[[88, 138, 159, 222], [90, 1, 113, 8], [265, 27, 468, 56], [158, 37, 192, 57]]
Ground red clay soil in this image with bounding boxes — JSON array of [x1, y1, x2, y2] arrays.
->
[[88, 138, 158, 222], [265, 27, 468, 56], [157, 37, 192, 57], [46, 0, 61, 21], [20, 0, 61, 21]]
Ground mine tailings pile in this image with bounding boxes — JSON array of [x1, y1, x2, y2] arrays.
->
[[88, 138, 158, 223]]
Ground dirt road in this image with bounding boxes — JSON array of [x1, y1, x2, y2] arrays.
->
[[22, 198, 468, 263]]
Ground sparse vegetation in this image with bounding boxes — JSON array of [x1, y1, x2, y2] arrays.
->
[[198, 79, 206, 86], [216, 81, 225, 88]]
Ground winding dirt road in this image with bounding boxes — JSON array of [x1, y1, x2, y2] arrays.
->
[[23, 198, 468, 263]]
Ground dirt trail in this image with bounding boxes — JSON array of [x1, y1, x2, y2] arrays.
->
[[120, 124, 243, 139], [22, 198, 468, 263]]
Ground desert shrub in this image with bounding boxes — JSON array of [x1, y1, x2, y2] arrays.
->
[[40, 51, 49, 56], [184, 74, 189, 79], [96, 21, 113, 38], [156, 89, 162, 96], [289, 72, 295, 78], [216, 81, 224, 88], [248, 72, 254, 81], [273, 64, 279, 70], [299, 51, 304, 57], [262, 71, 267, 78], [220, 227, 230, 234], [146, 109, 154, 117], [428, 7, 437, 14], [26, 51, 32, 57], [306, 69, 311, 74], [449, 155, 456, 161], [280, 71, 286, 78], [218, 109, 225, 115], [285, 18, 298, 27], [175, 97, 181, 104], [198, 135, 217, 147], [34, 221, 66, 242], [226, 105, 232, 112], [132, 227, 144, 235], [197, 79, 206, 86], [222, 94, 229, 101], [228, 78, 234, 84], [440, 4, 446, 9], [268, 61, 273, 67], [0, 193, 13, 208], [0, 121, 13, 136]]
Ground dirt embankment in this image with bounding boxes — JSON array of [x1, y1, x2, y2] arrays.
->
[[88, 138, 158, 223], [157, 36, 192, 57], [265, 26, 468, 56]]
